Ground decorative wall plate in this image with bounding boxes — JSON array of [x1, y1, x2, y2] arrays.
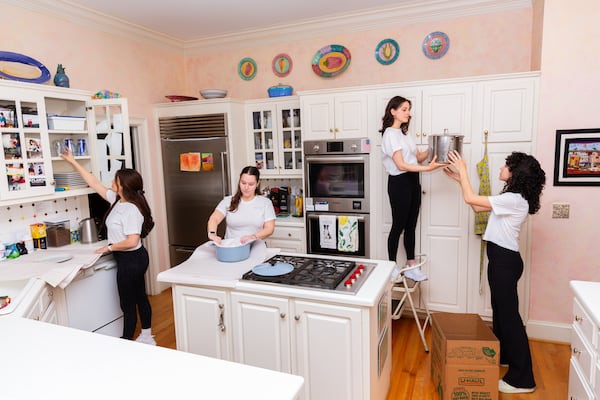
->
[[375, 39, 399, 65], [422, 31, 450, 59], [0, 51, 51, 83], [238, 57, 257, 80], [272, 53, 292, 77], [311, 44, 351, 78]]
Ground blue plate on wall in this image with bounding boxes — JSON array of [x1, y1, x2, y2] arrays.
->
[[422, 31, 450, 60], [0, 51, 51, 83]]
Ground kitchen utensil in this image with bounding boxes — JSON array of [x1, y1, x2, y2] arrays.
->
[[199, 89, 227, 99], [267, 84, 293, 97], [212, 238, 251, 262], [427, 130, 464, 163], [79, 218, 99, 244]]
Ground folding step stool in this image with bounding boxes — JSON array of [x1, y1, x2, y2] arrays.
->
[[391, 254, 431, 352]]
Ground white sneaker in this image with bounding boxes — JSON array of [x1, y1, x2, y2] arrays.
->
[[135, 334, 157, 346], [404, 267, 428, 282], [498, 379, 535, 394]]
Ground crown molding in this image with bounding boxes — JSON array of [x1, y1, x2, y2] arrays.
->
[[3, 0, 530, 56]]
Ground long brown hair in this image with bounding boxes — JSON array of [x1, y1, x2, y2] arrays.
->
[[103, 169, 155, 238], [229, 166, 261, 212], [379, 96, 412, 135]]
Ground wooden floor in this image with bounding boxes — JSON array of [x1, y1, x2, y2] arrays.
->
[[139, 288, 571, 399]]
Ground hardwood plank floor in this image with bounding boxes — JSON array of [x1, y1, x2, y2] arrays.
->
[[140, 288, 571, 399]]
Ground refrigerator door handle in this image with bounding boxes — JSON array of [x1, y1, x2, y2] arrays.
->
[[220, 151, 230, 197]]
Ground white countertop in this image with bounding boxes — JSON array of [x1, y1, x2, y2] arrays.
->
[[0, 316, 303, 400], [570, 280, 600, 325]]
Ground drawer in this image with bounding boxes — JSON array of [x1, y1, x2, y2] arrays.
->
[[574, 297, 596, 347], [270, 226, 304, 241], [571, 323, 596, 382], [569, 358, 595, 400]]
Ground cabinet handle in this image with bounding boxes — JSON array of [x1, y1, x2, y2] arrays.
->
[[218, 303, 226, 332], [294, 315, 300, 321], [335, 128, 339, 132], [574, 315, 583, 322], [287, 233, 291, 237], [422, 132, 427, 137], [422, 190, 426, 195], [329, 128, 333, 133], [572, 347, 581, 356], [416, 132, 421, 137], [280, 313, 286, 319]]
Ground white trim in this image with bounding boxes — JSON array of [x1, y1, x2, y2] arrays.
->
[[5, 0, 531, 54], [526, 319, 571, 344]]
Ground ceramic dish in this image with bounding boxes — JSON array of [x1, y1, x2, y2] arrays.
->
[[375, 39, 400, 65], [238, 57, 257, 80], [252, 261, 294, 277], [272, 53, 292, 77], [311, 44, 351, 78], [199, 89, 227, 99], [0, 51, 51, 83], [165, 95, 198, 102], [422, 31, 450, 60]]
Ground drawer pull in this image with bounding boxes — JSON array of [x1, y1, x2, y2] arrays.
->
[[574, 315, 583, 322], [294, 315, 300, 321], [280, 313, 286, 319], [572, 347, 581, 356]]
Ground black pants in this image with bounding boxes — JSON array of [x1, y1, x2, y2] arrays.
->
[[113, 246, 152, 340], [487, 241, 535, 389], [387, 172, 421, 262]]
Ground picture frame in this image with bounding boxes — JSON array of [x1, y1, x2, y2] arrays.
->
[[554, 128, 600, 186]]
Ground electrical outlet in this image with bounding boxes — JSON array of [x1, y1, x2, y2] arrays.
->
[[552, 203, 570, 219]]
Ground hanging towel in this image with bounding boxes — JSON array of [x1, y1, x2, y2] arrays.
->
[[319, 215, 337, 249], [337, 216, 359, 252], [475, 131, 492, 294]]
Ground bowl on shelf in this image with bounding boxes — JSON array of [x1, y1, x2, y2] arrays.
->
[[267, 84, 293, 97], [199, 89, 227, 99], [165, 95, 198, 102]]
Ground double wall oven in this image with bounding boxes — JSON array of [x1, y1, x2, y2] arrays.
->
[[304, 138, 370, 258]]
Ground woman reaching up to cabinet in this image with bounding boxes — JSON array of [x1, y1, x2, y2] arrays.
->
[[61, 148, 156, 345], [444, 150, 545, 394]]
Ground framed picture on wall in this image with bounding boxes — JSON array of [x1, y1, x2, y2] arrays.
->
[[554, 128, 600, 186]]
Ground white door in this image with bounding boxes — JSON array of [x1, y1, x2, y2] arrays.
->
[[333, 93, 369, 139], [230, 292, 291, 372], [293, 300, 363, 400], [173, 285, 231, 360]]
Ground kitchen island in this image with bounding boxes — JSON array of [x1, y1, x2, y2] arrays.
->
[[157, 241, 395, 400]]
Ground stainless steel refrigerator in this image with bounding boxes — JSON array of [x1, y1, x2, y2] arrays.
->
[[159, 113, 230, 267]]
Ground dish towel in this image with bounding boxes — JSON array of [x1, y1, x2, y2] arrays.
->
[[475, 131, 492, 294], [319, 215, 337, 249], [337, 216, 358, 252]]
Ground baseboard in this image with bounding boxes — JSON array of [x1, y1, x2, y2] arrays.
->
[[526, 319, 571, 343]]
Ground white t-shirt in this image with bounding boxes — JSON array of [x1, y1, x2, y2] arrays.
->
[[381, 127, 418, 176], [215, 195, 276, 239], [483, 192, 529, 252], [106, 190, 143, 251]]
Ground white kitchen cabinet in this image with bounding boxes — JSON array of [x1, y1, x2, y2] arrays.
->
[[172, 285, 232, 360], [266, 224, 306, 254], [230, 291, 291, 372], [246, 98, 302, 177], [300, 92, 369, 140], [18, 281, 56, 323]]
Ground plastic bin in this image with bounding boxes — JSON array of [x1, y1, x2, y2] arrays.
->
[[47, 116, 86, 130]]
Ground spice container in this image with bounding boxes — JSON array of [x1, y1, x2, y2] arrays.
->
[[44, 219, 71, 247], [30, 223, 47, 249]]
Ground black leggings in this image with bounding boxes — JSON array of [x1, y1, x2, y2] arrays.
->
[[487, 241, 535, 389], [113, 246, 152, 340], [387, 172, 421, 262]]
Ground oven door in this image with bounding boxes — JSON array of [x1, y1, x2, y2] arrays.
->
[[304, 155, 369, 213], [306, 212, 369, 258]]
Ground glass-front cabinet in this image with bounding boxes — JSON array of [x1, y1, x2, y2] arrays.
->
[[0, 80, 129, 203], [246, 98, 302, 177]]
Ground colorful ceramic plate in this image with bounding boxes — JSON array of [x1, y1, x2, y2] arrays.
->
[[375, 39, 400, 65], [0, 51, 51, 83], [422, 31, 450, 60], [272, 53, 292, 77], [312, 44, 351, 78], [238, 57, 257, 80], [165, 95, 198, 102]]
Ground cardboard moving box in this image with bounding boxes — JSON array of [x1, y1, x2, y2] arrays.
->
[[431, 313, 499, 400]]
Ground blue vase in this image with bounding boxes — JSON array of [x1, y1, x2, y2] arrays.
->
[[53, 64, 70, 88]]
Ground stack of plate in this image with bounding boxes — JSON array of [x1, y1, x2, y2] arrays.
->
[[54, 172, 87, 188]]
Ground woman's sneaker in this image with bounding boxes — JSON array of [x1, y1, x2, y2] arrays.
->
[[135, 333, 157, 346], [404, 267, 428, 282], [498, 379, 535, 394]]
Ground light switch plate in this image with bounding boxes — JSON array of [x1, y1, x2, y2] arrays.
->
[[552, 203, 570, 219]]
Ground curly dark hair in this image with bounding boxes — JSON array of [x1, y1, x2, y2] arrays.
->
[[502, 152, 546, 214], [379, 96, 412, 135]]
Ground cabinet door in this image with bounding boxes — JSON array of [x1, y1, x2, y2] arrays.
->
[[333, 93, 368, 139], [481, 78, 537, 143], [230, 292, 291, 372], [301, 95, 335, 141], [569, 358, 595, 400], [172, 285, 231, 360], [277, 103, 303, 175], [266, 225, 306, 253], [293, 300, 363, 400], [248, 106, 278, 174], [422, 84, 474, 143]]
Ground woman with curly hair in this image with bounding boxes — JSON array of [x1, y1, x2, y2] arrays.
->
[[444, 150, 545, 394]]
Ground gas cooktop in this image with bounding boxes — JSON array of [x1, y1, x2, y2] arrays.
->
[[241, 254, 374, 294]]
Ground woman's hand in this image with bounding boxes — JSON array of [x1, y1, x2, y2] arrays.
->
[[446, 150, 468, 175], [210, 235, 222, 245], [443, 166, 460, 182], [425, 155, 446, 171], [240, 234, 257, 244], [59, 147, 76, 164], [95, 245, 111, 254]]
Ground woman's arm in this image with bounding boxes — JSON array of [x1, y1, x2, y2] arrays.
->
[[444, 151, 492, 212], [240, 219, 276, 244], [392, 150, 445, 172], [207, 209, 225, 244], [95, 234, 140, 254], [60, 148, 109, 200]]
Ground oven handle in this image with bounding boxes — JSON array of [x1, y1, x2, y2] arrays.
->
[[304, 155, 368, 163], [307, 213, 367, 222]]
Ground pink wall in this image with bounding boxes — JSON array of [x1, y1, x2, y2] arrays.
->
[[530, 0, 600, 324], [185, 9, 532, 99]]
